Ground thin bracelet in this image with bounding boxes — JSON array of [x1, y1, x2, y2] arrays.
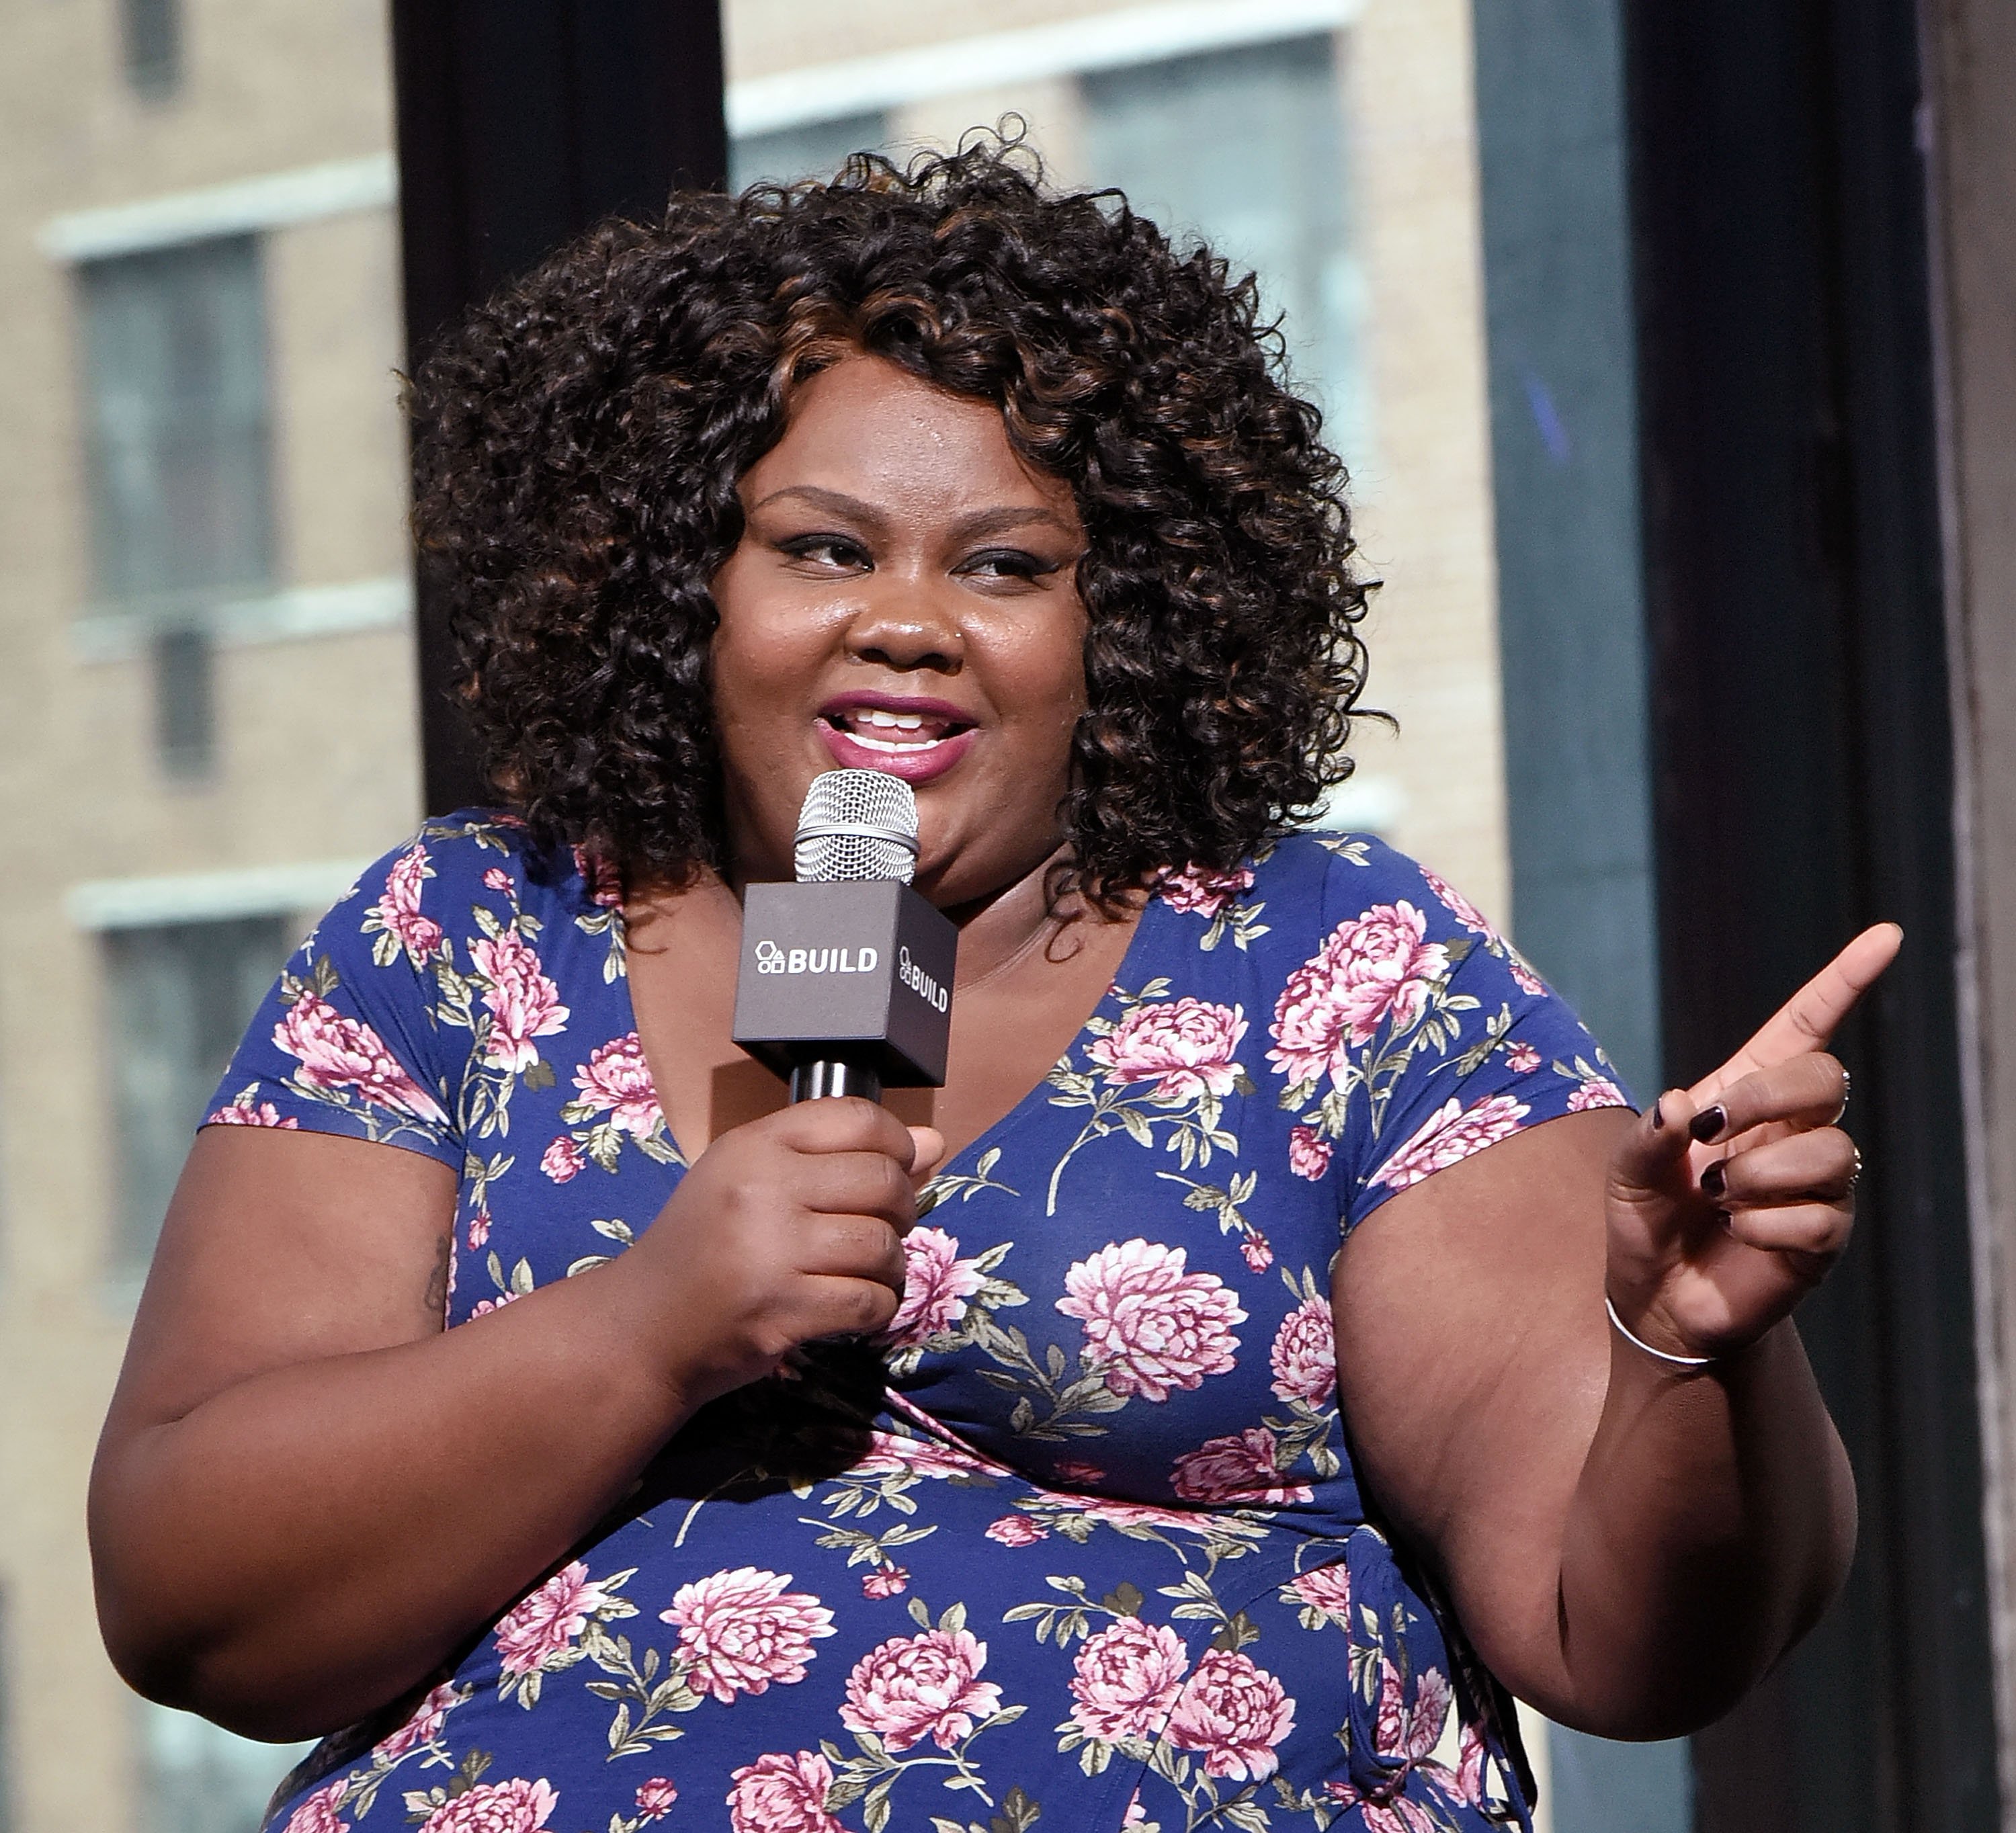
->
[[1605, 1295, 1718, 1369]]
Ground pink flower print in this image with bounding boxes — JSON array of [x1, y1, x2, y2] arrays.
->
[[1378, 1660, 1453, 1764], [1267, 902, 1450, 1091], [1456, 1721, 1488, 1803], [661, 1567, 835, 1703], [276, 994, 448, 1123], [726, 1751, 841, 1833], [1052, 1459, 1107, 1484], [370, 845, 446, 966], [373, 1680, 462, 1760], [1056, 1239, 1245, 1402], [1165, 1648, 1296, 1781], [1086, 998, 1248, 1103], [482, 866, 513, 894], [1509, 951, 1547, 996], [412, 1779, 560, 1833], [493, 1560, 616, 1680], [861, 1565, 908, 1599], [1241, 1233, 1273, 1272], [1321, 1783, 1442, 1833], [1505, 1041, 1542, 1074], [472, 931, 569, 1073], [1288, 1123, 1331, 1181], [1567, 1074, 1630, 1112], [280, 1780, 349, 1833], [1417, 863, 1494, 937], [1287, 1561, 1353, 1625], [841, 1626, 1002, 1752], [1171, 1427, 1314, 1506], [466, 1209, 491, 1250], [884, 1226, 986, 1347], [1068, 1617, 1190, 1743], [855, 1427, 1007, 1483], [206, 1092, 300, 1129], [1076, 1497, 1210, 1536], [984, 1514, 1046, 1547], [1157, 863, 1255, 919], [634, 1779, 679, 1821], [417, 1778, 558, 1833], [1370, 1094, 1530, 1193], [1124, 1796, 1151, 1827], [469, 1292, 521, 1319], [540, 1136, 583, 1183], [573, 843, 625, 908], [572, 1033, 663, 1136], [1269, 1296, 1337, 1407]]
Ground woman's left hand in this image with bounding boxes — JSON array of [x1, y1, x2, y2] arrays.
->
[[1603, 923, 1902, 1361]]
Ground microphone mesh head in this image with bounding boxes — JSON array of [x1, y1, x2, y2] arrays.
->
[[794, 770, 920, 884]]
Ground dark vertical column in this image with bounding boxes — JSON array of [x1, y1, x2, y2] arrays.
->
[[1472, 0, 1661, 1105], [389, 0, 728, 816], [1625, 3, 1996, 1829]]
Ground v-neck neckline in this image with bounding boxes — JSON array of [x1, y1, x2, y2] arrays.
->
[[612, 883, 1167, 1183]]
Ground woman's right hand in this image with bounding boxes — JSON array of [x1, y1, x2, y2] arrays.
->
[[626, 1097, 939, 1405]]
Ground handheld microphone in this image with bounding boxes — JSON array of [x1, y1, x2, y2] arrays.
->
[[731, 770, 958, 1104]]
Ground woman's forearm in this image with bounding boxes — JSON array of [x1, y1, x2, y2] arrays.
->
[[90, 1260, 694, 1742], [1550, 1318, 1855, 1736]]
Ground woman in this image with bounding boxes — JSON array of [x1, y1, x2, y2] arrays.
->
[[91, 143, 1885, 1833]]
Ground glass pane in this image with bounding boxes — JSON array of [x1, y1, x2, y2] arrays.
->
[[77, 235, 275, 608], [103, 914, 292, 1273], [732, 112, 889, 189], [138, 1701, 313, 1833], [1082, 38, 1366, 461]]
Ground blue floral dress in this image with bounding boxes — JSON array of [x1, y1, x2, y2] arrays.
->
[[209, 814, 1629, 1833]]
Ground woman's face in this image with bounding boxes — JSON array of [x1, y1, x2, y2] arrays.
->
[[710, 355, 1089, 908]]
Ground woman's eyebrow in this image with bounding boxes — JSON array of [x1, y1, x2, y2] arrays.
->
[[747, 485, 1075, 543]]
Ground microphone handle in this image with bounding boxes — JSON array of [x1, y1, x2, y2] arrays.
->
[[788, 1059, 884, 1104]]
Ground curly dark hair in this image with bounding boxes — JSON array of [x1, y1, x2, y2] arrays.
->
[[408, 133, 1374, 906]]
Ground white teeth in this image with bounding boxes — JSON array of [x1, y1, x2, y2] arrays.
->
[[848, 730, 944, 754], [859, 708, 927, 730]]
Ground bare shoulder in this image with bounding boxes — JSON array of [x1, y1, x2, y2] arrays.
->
[[104, 1127, 458, 1440]]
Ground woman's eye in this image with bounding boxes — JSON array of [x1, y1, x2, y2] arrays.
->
[[779, 535, 870, 569], [958, 548, 1053, 582]]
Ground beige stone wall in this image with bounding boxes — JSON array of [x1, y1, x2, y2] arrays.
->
[[0, 1, 415, 1824], [0, 3, 1509, 1826]]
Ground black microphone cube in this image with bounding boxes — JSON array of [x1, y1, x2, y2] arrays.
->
[[731, 880, 958, 1088]]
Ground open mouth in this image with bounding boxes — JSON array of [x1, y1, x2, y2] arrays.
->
[[816, 696, 979, 782], [821, 706, 973, 755]]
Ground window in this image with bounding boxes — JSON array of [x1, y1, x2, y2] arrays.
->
[[1083, 37, 1365, 463], [731, 112, 888, 191], [76, 235, 274, 776], [120, 0, 183, 102], [102, 914, 290, 1276], [139, 1701, 312, 1833]]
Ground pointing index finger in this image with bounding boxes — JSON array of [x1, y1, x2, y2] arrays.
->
[[1691, 923, 1900, 1097]]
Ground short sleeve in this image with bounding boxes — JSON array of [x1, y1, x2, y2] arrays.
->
[[1266, 837, 1632, 1234], [201, 833, 469, 1169]]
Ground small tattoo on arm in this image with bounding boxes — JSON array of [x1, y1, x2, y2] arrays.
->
[[423, 1232, 452, 1321]]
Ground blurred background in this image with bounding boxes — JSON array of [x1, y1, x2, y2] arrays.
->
[[0, 1, 2009, 1829]]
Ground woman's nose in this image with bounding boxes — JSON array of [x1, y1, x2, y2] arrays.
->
[[842, 586, 964, 674]]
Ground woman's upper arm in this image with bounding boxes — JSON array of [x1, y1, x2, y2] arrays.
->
[[99, 1127, 458, 1447], [1331, 1107, 1632, 1679]]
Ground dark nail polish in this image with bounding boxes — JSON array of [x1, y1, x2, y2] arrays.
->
[[1689, 1105, 1727, 1144], [1701, 1160, 1727, 1199], [1651, 1099, 1666, 1131]]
